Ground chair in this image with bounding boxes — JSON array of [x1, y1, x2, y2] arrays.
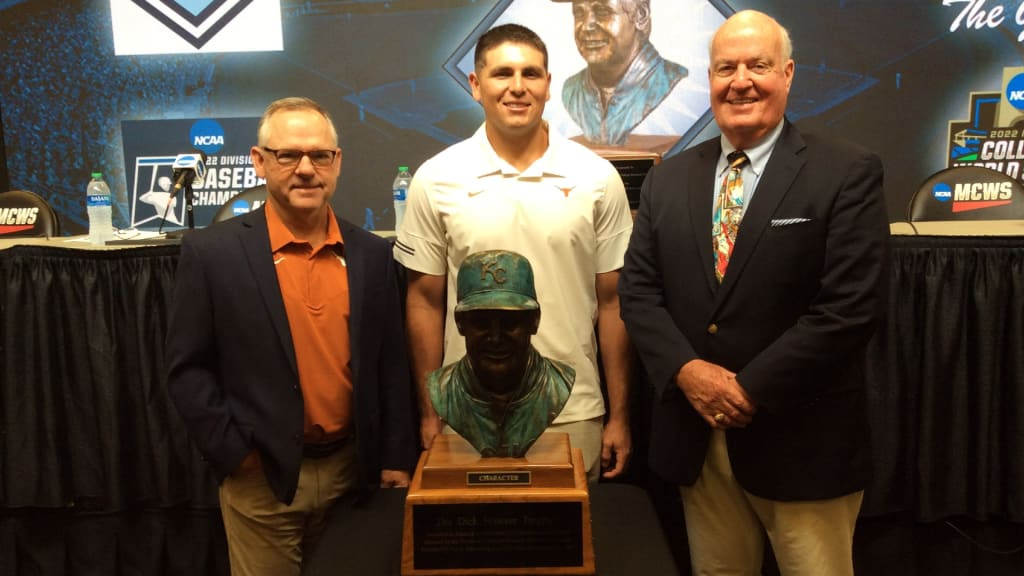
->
[[211, 185, 266, 224], [0, 189, 60, 237], [908, 166, 1024, 222]]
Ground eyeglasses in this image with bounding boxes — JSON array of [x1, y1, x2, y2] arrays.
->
[[261, 147, 337, 167]]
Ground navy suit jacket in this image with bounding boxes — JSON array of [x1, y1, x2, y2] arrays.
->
[[165, 207, 417, 505], [619, 120, 889, 501]]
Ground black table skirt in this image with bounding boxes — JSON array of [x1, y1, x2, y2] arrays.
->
[[1, 236, 1023, 573], [0, 245, 218, 511], [861, 236, 1024, 521]]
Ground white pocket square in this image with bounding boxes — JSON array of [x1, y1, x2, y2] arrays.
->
[[770, 217, 812, 227]]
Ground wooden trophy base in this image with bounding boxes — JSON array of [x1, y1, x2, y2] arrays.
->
[[401, 432, 594, 575], [571, 133, 677, 157]]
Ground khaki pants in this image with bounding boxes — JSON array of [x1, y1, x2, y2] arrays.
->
[[218, 440, 358, 576], [680, 430, 862, 576], [547, 416, 603, 483]]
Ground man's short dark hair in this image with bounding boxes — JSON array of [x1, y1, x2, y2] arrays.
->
[[474, 23, 549, 71]]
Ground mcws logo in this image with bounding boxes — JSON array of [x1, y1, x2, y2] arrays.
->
[[0, 207, 39, 235], [111, 0, 282, 55], [939, 180, 1016, 213], [190, 119, 226, 154]]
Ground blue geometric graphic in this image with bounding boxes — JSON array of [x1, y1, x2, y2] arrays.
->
[[130, 0, 253, 48]]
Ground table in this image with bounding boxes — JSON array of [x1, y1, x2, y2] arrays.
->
[[889, 220, 1024, 236], [2, 234, 1023, 575], [304, 484, 678, 576]]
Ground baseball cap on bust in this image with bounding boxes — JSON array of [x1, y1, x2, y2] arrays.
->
[[455, 250, 540, 313]]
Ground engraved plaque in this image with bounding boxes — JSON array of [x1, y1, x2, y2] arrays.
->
[[412, 502, 582, 570], [467, 471, 532, 486], [609, 155, 660, 209]]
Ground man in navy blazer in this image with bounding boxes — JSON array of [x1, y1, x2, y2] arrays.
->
[[619, 11, 888, 576], [166, 97, 417, 576]]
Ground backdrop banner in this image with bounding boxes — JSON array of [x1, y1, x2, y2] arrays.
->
[[121, 117, 261, 230]]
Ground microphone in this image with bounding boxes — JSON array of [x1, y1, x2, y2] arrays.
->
[[160, 151, 208, 235], [170, 151, 208, 195]]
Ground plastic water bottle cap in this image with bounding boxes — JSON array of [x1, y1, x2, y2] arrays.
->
[[91, 172, 103, 179], [398, 166, 408, 172]]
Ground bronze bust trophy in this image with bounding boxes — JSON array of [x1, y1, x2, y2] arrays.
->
[[428, 250, 575, 457]]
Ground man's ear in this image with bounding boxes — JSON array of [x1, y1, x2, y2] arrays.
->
[[530, 310, 541, 335], [469, 71, 482, 103], [251, 146, 266, 178], [634, 3, 651, 36]]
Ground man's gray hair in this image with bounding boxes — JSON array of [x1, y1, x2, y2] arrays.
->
[[778, 19, 793, 61], [256, 96, 338, 147]]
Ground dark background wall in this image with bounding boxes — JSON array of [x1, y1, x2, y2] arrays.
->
[[0, 101, 8, 193], [0, 0, 1021, 231]]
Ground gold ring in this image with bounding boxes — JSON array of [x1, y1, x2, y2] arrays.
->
[[714, 413, 726, 423]]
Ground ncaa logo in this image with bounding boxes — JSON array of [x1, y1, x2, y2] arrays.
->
[[230, 199, 252, 216], [1007, 73, 1024, 110], [932, 182, 952, 202], [190, 119, 226, 154]]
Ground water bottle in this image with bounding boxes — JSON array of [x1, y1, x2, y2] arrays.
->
[[87, 172, 114, 245], [392, 166, 412, 233]]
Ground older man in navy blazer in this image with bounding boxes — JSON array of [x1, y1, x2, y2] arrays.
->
[[619, 10, 888, 576], [166, 97, 417, 576]]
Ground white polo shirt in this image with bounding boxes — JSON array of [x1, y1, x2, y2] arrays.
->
[[394, 125, 633, 423]]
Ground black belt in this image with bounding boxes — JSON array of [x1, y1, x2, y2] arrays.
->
[[303, 436, 351, 459]]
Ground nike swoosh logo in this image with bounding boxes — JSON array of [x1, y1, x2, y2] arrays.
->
[[274, 257, 285, 265], [468, 190, 485, 198]]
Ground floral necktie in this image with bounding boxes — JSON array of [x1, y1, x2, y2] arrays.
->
[[713, 151, 749, 282]]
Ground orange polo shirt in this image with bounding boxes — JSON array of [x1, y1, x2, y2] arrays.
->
[[265, 201, 353, 443]]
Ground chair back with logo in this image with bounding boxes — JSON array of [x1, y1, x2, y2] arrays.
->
[[908, 166, 1024, 221], [211, 185, 267, 224], [0, 190, 60, 237]]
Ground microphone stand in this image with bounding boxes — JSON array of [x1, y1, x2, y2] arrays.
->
[[185, 181, 195, 230], [157, 187, 175, 235], [163, 182, 196, 240]]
